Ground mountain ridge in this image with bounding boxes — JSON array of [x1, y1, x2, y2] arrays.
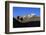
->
[[14, 15, 40, 23]]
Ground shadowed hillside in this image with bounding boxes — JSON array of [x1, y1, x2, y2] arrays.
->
[[13, 17, 40, 28]]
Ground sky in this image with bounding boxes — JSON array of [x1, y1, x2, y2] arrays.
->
[[13, 7, 40, 17]]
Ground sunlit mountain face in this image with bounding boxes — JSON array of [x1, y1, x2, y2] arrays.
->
[[14, 14, 40, 23], [13, 17, 40, 28], [13, 14, 40, 28], [13, 7, 40, 28]]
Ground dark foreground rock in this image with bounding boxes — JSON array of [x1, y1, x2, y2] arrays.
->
[[13, 18, 40, 28]]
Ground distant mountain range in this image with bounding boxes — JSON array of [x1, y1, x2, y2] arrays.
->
[[13, 16, 40, 28], [14, 15, 40, 23]]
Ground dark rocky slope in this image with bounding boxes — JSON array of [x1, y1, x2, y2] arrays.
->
[[13, 17, 40, 28]]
